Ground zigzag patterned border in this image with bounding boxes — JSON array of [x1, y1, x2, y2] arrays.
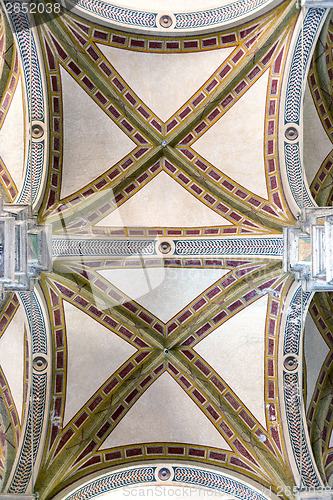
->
[[283, 284, 311, 356], [174, 0, 270, 28], [283, 8, 326, 210], [4, 2, 44, 121], [52, 237, 284, 258], [284, 142, 315, 209], [73, 0, 157, 27], [283, 373, 321, 487], [175, 237, 283, 256], [285, 8, 326, 125], [173, 467, 270, 499], [71, 0, 271, 29], [52, 238, 155, 257], [5, 4, 46, 206], [7, 292, 48, 492], [66, 467, 156, 500], [16, 141, 45, 205], [7, 374, 47, 493], [20, 291, 47, 355], [282, 284, 322, 487], [63, 466, 272, 500]]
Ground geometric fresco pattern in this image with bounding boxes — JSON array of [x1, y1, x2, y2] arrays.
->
[[1, 0, 333, 498]]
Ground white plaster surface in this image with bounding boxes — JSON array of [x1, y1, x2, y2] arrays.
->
[[98, 267, 229, 322], [60, 68, 135, 199], [193, 70, 269, 199], [0, 77, 24, 191], [195, 295, 268, 427], [101, 372, 232, 449], [304, 314, 329, 411], [303, 84, 333, 186], [98, 45, 234, 122], [0, 304, 26, 423], [96, 171, 231, 227], [63, 301, 136, 426]]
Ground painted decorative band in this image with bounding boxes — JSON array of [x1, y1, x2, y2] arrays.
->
[[52, 238, 156, 257], [284, 7, 326, 125], [20, 291, 47, 355], [71, 0, 271, 29], [66, 467, 156, 500], [282, 284, 321, 487], [73, 0, 157, 27], [174, 237, 283, 256], [6, 4, 46, 206], [64, 466, 272, 500], [174, 0, 270, 29]]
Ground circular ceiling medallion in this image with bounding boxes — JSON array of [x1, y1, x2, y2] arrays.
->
[[283, 355, 298, 371], [285, 126, 298, 141], [158, 467, 171, 481], [33, 355, 48, 372], [31, 123, 44, 140], [159, 15, 173, 28], [159, 241, 172, 254]]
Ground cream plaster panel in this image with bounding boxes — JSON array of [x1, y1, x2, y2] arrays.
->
[[63, 301, 136, 426], [304, 314, 329, 411], [101, 372, 232, 449], [0, 304, 26, 423], [193, 70, 269, 200], [303, 84, 333, 186], [98, 267, 229, 322], [98, 45, 234, 122], [0, 77, 24, 191], [195, 295, 268, 427], [96, 171, 231, 227], [60, 68, 135, 200]]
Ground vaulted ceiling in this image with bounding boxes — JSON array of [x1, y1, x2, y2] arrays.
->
[[0, 0, 333, 498]]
